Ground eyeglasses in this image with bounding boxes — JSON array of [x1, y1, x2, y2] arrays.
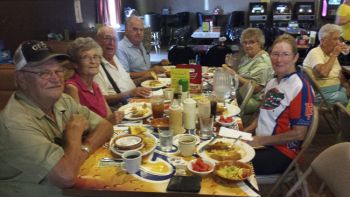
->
[[21, 68, 65, 80], [80, 55, 101, 63], [270, 52, 293, 58], [100, 36, 116, 43], [242, 40, 257, 46]]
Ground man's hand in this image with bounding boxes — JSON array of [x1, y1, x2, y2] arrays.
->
[[65, 114, 89, 142], [151, 65, 165, 74], [112, 111, 124, 124], [130, 87, 151, 98], [248, 136, 264, 147]]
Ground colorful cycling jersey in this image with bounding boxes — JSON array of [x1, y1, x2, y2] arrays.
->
[[256, 72, 314, 159]]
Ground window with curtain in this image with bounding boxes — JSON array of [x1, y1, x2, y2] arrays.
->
[[97, 0, 121, 28]]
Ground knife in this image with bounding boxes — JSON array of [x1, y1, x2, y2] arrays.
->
[[243, 179, 259, 194], [198, 134, 218, 153]]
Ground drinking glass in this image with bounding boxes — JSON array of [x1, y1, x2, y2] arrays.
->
[[159, 129, 173, 151], [199, 116, 214, 140], [151, 96, 164, 118], [213, 68, 232, 103]]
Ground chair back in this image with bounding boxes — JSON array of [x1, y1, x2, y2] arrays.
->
[[299, 66, 330, 108], [311, 142, 350, 197], [203, 45, 233, 67], [266, 105, 319, 197], [168, 45, 196, 65], [237, 80, 255, 116], [299, 65, 342, 135], [226, 11, 245, 28], [334, 102, 350, 141]]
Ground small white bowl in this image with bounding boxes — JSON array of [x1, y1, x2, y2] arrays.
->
[[187, 158, 215, 176], [215, 116, 236, 127]]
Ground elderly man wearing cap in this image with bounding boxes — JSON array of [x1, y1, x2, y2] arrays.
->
[[0, 40, 112, 196]]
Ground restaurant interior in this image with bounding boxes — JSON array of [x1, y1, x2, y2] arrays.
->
[[1, 0, 350, 197]]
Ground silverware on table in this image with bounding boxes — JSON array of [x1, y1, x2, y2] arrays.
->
[[100, 157, 123, 163], [243, 179, 259, 194]]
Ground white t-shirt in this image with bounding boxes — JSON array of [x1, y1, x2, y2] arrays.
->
[[94, 56, 136, 95]]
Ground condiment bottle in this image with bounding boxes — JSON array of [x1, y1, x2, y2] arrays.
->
[[180, 79, 189, 102], [169, 100, 184, 135], [183, 98, 196, 133]]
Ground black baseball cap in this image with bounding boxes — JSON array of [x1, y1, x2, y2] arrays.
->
[[13, 40, 68, 70]]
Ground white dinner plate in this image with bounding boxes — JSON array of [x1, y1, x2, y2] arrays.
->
[[109, 132, 158, 157], [118, 103, 152, 120], [217, 103, 241, 117], [196, 138, 255, 163], [141, 80, 166, 89]]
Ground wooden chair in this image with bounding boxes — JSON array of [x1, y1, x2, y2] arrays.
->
[[299, 65, 342, 136], [236, 80, 255, 116], [256, 106, 319, 197], [286, 142, 350, 197], [334, 102, 350, 141]]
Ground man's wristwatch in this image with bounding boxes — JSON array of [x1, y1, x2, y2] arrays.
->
[[81, 145, 91, 156]]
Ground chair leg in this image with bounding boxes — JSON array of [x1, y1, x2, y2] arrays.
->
[[286, 168, 312, 197]]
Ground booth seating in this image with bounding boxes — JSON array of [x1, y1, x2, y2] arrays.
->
[[0, 64, 16, 110]]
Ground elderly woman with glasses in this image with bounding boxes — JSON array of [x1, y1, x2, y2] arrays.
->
[[224, 28, 273, 116], [65, 37, 124, 125], [303, 24, 350, 105], [244, 34, 314, 175]]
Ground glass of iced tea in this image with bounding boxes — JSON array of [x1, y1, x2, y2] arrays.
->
[[151, 96, 164, 118]]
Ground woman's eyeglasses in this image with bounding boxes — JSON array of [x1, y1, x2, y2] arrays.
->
[[80, 55, 101, 63]]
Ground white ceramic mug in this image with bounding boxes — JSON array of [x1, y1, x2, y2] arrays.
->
[[178, 134, 197, 157], [121, 150, 142, 174]]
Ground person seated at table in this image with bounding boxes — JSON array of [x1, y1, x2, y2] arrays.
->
[[65, 37, 124, 125], [224, 27, 273, 115], [94, 26, 151, 107], [303, 24, 350, 105], [244, 34, 314, 175], [117, 15, 165, 80], [0, 40, 113, 196]]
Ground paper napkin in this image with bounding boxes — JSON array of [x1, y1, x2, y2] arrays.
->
[[218, 127, 253, 141]]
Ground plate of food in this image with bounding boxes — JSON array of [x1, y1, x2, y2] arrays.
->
[[109, 132, 157, 157], [197, 138, 255, 163], [118, 103, 152, 120], [216, 103, 241, 117], [213, 161, 253, 182], [141, 80, 166, 89]]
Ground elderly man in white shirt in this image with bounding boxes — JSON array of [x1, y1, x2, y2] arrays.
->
[[94, 26, 151, 107]]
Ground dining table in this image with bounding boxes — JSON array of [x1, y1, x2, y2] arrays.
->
[[191, 26, 222, 39], [63, 69, 260, 197]]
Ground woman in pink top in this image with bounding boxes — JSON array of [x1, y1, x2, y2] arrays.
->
[[65, 37, 123, 124]]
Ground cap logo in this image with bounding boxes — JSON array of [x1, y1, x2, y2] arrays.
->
[[31, 41, 49, 51]]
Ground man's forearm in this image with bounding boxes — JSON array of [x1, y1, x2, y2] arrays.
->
[[129, 71, 151, 85], [84, 118, 113, 151], [105, 93, 130, 106]]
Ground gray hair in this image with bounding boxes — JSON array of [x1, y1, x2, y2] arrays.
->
[[66, 37, 102, 63], [240, 28, 265, 48], [318, 24, 342, 41], [125, 15, 143, 29], [96, 26, 115, 39]]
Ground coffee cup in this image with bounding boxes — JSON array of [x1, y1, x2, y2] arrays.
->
[[178, 134, 197, 157], [121, 150, 142, 174]]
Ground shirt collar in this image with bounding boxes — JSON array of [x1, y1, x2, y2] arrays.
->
[[124, 36, 136, 48], [15, 91, 66, 120]]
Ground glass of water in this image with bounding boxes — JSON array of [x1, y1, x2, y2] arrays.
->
[[159, 129, 173, 151], [199, 116, 214, 140]]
